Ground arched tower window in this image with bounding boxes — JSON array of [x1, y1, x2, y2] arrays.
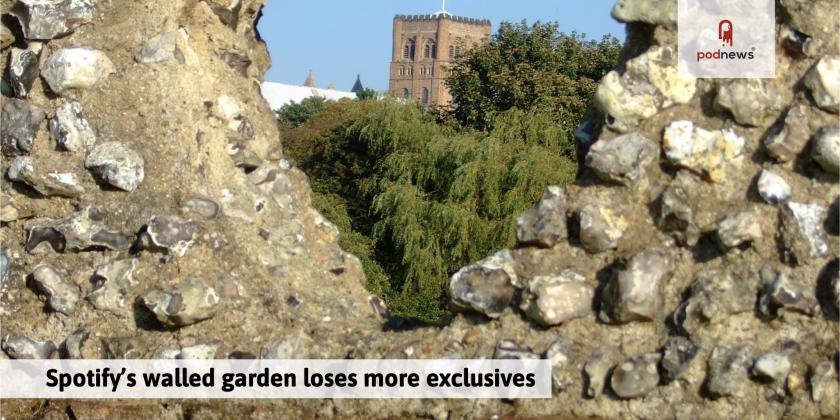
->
[[403, 39, 416, 60], [422, 87, 430, 105], [449, 45, 455, 59], [424, 40, 437, 59], [402, 88, 410, 99]]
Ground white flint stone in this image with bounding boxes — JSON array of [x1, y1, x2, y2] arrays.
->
[[595, 46, 696, 132], [449, 249, 518, 318], [812, 125, 840, 175], [40, 48, 115, 95], [50, 101, 96, 152], [520, 270, 593, 326], [757, 170, 791, 204], [783, 202, 829, 259], [804, 55, 840, 113], [663, 120, 745, 182], [716, 210, 762, 249], [85, 142, 145, 191], [753, 353, 791, 384]]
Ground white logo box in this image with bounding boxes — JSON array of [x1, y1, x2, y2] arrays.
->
[[678, 0, 775, 78]]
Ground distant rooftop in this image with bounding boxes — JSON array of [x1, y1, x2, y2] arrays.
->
[[261, 82, 355, 110]]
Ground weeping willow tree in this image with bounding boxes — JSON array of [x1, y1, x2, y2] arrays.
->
[[282, 99, 576, 322]]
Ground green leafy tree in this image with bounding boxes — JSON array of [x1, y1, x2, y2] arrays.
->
[[356, 88, 379, 101], [275, 96, 327, 127], [446, 21, 621, 133]]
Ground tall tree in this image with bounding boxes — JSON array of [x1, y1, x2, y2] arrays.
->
[[446, 21, 621, 135]]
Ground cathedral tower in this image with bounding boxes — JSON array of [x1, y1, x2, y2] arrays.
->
[[389, 10, 490, 107]]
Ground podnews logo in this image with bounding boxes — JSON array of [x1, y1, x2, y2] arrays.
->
[[695, 19, 756, 62]]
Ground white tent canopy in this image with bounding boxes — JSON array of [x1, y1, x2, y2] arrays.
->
[[260, 81, 356, 110]]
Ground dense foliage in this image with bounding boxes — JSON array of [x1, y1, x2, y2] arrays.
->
[[446, 21, 621, 131], [275, 96, 326, 127], [280, 100, 577, 322], [276, 22, 621, 322]]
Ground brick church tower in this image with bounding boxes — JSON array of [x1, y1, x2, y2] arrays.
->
[[389, 8, 490, 107]]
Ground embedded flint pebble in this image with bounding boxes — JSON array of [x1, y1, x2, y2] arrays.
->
[[368, 295, 389, 319], [0, 252, 10, 291], [812, 125, 840, 175], [657, 181, 699, 246], [0, 194, 20, 223], [136, 31, 186, 65], [24, 208, 130, 253], [578, 204, 626, 253], [764, 103, 815, 162], [9, 43, 43, 98], [493, 339, 538, 360], [610, 353, 660, 399], [515, 185, 567, 248], [585, 132, 658, 188], [661, 336, 699, 382], [139, 216, 200, 257], [604, 251, 668, 323], [50, 101, 96, 152], [716, 210, 762, 250], [707, 345, 753, 398], [9, 0, 94, 40], [138, 279, 220, 327], [449, 250, 517, 318], [8, 156, 85, 197], [715, 79, 789, 128], [31, 264, 79, 315], [87, 259, 137, 314], [662, 121, 745, 182], [757, 170, 791, 205], [183, 196, 220, 220], [752, 352, 791, 386], [804, 55, 839, 114], [676, 270, 752, 334], [544, 337, 577, 392], [40, 48, 115, 95], [1, 335, 56, 359], [520, 270, 593, 326], [62, 328, 90, 359], [780, 202, 829, 264], [584, 346, 619, 398], [758, 265, 818, 318], [594, 46, 696, 132], [85, 142, 145, 191], [810, 361, 837, 402], [1, 98, 46, 156]]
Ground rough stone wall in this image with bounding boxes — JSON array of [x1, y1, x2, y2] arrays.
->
[[1, 0, 382, 415], [0, 0, 838, 419]]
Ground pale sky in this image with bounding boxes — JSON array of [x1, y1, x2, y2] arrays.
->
[[257, 0, 625, 91]]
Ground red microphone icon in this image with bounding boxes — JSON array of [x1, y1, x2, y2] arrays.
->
[[719, 20, 733, 47]]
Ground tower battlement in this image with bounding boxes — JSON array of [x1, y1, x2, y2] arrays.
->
[[394, 14, 491, 26]]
